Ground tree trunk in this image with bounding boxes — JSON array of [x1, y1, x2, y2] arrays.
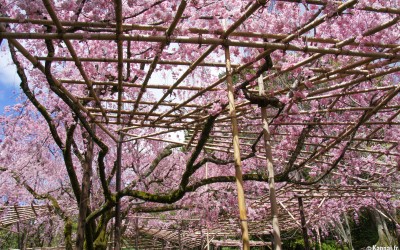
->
[[76, 127, 95, 249], [343, 213, 353, 250], [372, 209, 396, 247], [94, 212, 112, 250], [64, 218, 73, 250]]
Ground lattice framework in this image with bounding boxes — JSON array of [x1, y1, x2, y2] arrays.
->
[[0, 0, 399, 248]]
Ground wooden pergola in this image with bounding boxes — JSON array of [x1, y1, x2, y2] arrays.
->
[[2, 184, 398, 249], [0, 0, 399, 249]]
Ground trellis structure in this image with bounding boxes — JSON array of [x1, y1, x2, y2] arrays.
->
[[2, 184, 398, 249], [0, 0, 400, 249]]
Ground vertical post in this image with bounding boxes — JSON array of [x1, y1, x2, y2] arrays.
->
[[206, 163, 210, 250], [115, 133, 123, 250], [224, 45, 250, 250], [316, 227, 322, 250], [298, 197, 310, 250], [179, 227, 182, 250], [206, 227, 210, 250], [258, 76, 282, 249], [200, 228, 204, 250], [135, 217, 139, 250], [14, 205, 21, 249]]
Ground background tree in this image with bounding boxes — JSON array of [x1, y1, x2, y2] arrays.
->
[[0, 0, 399, 249]]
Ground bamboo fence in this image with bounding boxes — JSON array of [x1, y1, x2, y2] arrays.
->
[[0, 0, 399, 248]]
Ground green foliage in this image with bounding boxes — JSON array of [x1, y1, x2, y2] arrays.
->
[[319, 240, 350, 250], [0, 229, 19, 249], [282, 237, 349, 250]]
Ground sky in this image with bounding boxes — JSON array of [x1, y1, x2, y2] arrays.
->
[[0, 40, 20, 114]]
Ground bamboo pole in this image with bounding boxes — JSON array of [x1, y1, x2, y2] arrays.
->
[[280, 0, 400, 14], [262, 15, 399, 90], [114, 0, 124, 123], [0, 24, 117, 142], [308, 66, 400, 97], [304, 84, 400, 165], [130, 0, 187, 125], [1, 0, 398, 38], [42, 0, 108, 123], [86, 107, 201, 119], [115, 133, 123, 250], [34, 55, 392, 72], [78, 97, 202, 108], [258, 76, 282, 249], [5, 32, 400, 59], [154, 0, 357, 122], [224, 45, 250, 250], [14, 205, 22, 249], [135, 217, 139, 250], [37, 55, 240, 68], [179, 227, 182, 250], [61, 79, 222, 91]]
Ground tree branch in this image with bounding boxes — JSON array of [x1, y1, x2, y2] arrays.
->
[[64, 122, 82, 202], [132, 204, 189, 213], [8, 43, 64, 150], [290, 111, 367, 185], [280, 121, 316, 179], [43, 35, 112, 201], [143, 143, 182, 179]]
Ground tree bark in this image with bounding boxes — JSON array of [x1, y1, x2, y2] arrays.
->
[[298, 197, 310, 250], [64, 218, 74, 250], [76, 125, 95, 249], [373, 209, 396, 246]]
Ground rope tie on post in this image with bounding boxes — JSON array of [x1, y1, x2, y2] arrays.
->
[[198, 33, 203, 48], [303, 36, 309, 54], [222, 38, 229, 48], [335, 47, 343, 59], [165, 31, 171, 45]]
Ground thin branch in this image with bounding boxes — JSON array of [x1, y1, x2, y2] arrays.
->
[[43, 34, 112, 201], [123, 0, 167, 20], [8, 43, 64, 150], [132, 204, 189, 213], [291, 111, 367, 185], [64, 121, 82, 201], [143, 143, 181, 178]]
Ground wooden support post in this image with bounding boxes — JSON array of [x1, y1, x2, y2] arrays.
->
[[179, 227, 182, 250], [224, 45, 250, 250], [317, 227, 322, 250], [258, 76, 282, 250], [135, 216, 139, 250], [205, 163, 210, 250], [298, 197, 310, 250], [14, 205, 21, 249], [200, 231, 204, 250], [115, 133, 123, 250], [206, 227, 210, 250]]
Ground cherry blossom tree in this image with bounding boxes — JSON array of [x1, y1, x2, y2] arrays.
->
[[1, 0, 400, 249]]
